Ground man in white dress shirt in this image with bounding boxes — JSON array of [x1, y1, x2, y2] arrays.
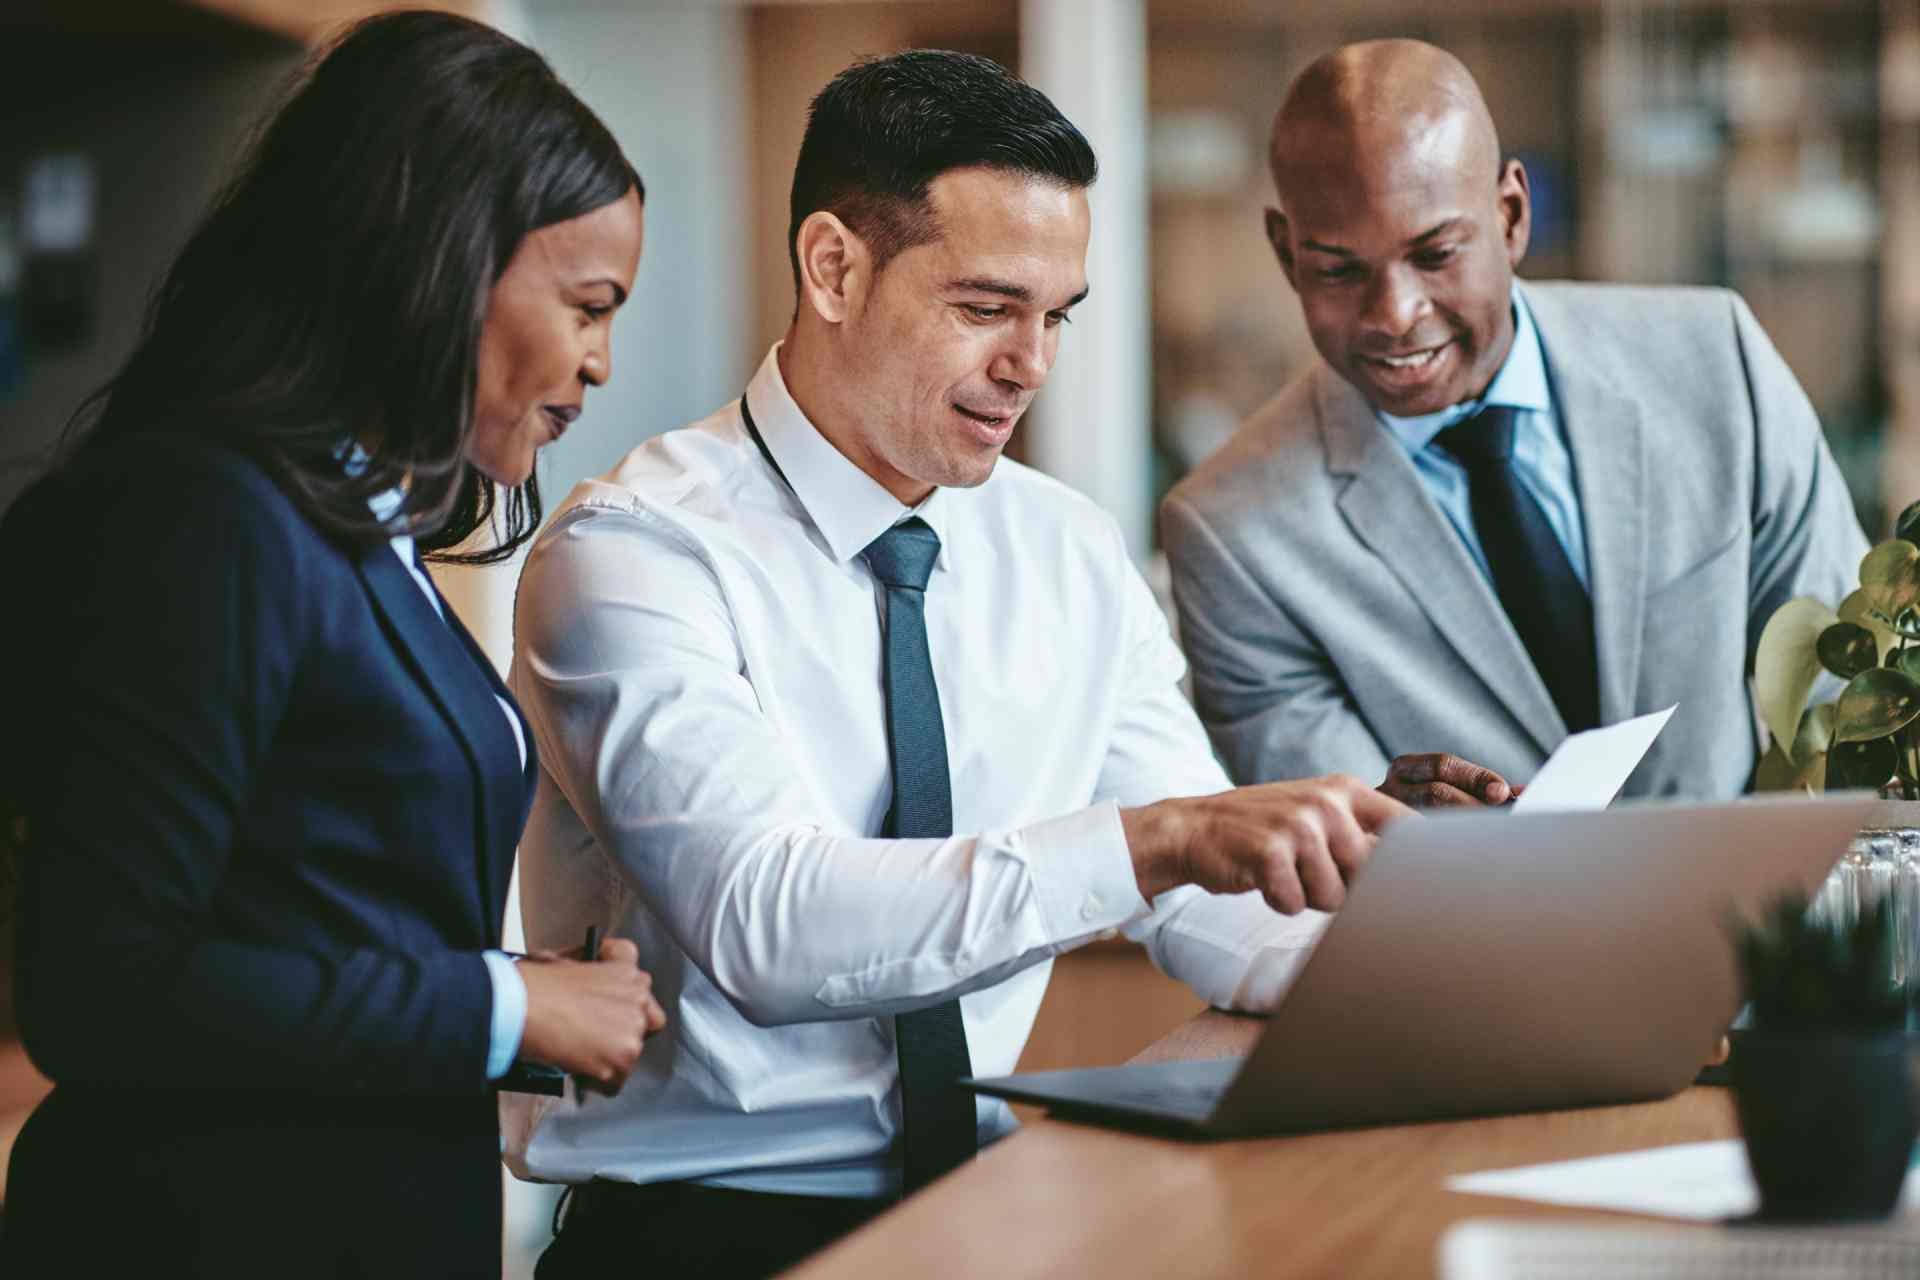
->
[[507, 50, 1501, 1279]]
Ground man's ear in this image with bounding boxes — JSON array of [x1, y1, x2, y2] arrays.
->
[[795, 211, 867, 325], [1264, 207, 1298, 289], [1496, 157, 1532, 269]]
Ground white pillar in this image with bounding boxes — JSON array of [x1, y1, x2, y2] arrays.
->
[[1020, 0, 1154, 561]]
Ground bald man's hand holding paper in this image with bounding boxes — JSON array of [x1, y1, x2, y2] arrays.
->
[[1373, 708, 1672, 812], [1512, 705, 1677, 813], [1379, 752, 1517, 808]]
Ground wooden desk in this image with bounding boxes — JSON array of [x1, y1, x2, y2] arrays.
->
[[789, 1013, 1737, 1280]]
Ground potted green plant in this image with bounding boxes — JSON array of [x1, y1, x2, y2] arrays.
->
[[1755, 500, 1920, 796], [1732, 893, 1916, 1220]]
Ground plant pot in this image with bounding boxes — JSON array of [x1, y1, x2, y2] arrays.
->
[[1732, 1030, 1918, 1221]]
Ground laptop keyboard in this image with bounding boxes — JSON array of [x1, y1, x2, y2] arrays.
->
[[1096, 1079, 1228, 1114]]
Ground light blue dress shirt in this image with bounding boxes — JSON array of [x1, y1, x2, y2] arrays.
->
[[1374, 284, 1589, 590], [373, 486, 528, 1081]]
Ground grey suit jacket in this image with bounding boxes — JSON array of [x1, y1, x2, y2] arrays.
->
[[1161, 281, 1869, 801]]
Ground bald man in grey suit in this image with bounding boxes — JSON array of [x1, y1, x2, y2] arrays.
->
[[1162, 40, 1867, 805]]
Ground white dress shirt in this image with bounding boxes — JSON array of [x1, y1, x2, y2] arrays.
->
[[504, 346, 1324, 1198]]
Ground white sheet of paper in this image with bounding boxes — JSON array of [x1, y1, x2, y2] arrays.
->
[[1511, 704, 1677, 814], [1446, 1138, 1920, 1221]]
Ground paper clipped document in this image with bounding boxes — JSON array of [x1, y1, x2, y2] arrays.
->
[[1446, 1138, 1920, 1222], [1511, 704, 1677, 814]]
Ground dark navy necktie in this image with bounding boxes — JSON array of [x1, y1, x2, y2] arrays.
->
[[862, 516, 977, 1193], [1436, 405, 1599, 733]]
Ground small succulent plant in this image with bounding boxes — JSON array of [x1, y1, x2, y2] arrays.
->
[[1756, 500, 1920, 796], [1738, 893, 1907, 1033]]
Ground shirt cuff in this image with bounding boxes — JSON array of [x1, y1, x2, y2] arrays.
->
[[1229, 942, 1319, 1012], [1020, 800, 1148, 940], [481, 949, 528, 1080]]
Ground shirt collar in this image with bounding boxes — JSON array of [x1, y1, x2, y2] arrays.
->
[[339, 439, 418, 556], [344, 441, 416, 560], [364, 484, 422, 571], [1374, 282, 1552, 455], [743, 343, 953, 573]]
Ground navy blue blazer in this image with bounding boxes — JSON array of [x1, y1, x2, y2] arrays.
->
[[1, 436, 534, 1276]]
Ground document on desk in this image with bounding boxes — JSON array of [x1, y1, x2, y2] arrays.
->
[[1511, 704, 1677, 814], [1447, 1138, 1920, 1221]]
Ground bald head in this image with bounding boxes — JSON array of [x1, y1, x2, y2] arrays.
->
[[1270, 40, 1501, 210], [1260, 40, 1530, 417]]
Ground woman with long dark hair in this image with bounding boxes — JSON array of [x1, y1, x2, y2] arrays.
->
[[0, 12, 662, 1274]]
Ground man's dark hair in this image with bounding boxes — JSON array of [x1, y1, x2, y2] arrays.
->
[[787, 49, 1097, 296], [64, 10, 641, 564]]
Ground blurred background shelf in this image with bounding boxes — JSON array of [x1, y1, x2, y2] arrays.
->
[[3, 0, 1914, 531]]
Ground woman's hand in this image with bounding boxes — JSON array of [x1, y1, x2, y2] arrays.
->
[[517, 937, 667, 1093]]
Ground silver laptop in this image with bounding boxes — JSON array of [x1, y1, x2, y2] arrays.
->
[[963, 795, 1874, 1136]]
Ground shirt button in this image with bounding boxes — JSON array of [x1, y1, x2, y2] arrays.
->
[[1080, 892, 1103, 921]]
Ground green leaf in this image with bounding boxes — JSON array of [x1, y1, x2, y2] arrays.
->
[[1756, 597, 1840, 760], [1817, 622, 1878, 679], [1755, 739, 1826, 794], [1839, 589, 1901, 663], [1858, 540, 1920, 623], [1826, 736, 1899, 789], [1896, 648, 1920, 684], [1834, 667, 1920, 742], [1895, 498, 1920, 549], [1794, 702, 1837, 759]]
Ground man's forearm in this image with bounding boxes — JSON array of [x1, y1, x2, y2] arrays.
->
[[609, 807, 1148, 1026]]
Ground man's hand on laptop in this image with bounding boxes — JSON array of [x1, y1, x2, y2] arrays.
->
[[1120, 776, 1411, 915], [1378, 753, 1518, 808]]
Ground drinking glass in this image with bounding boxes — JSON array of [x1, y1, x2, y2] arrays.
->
[[1895, 830, 1920, 996]]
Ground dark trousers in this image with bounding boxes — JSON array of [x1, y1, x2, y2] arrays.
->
[[535, 1180, 891, 1280], [5, 1087, 504, 1278]]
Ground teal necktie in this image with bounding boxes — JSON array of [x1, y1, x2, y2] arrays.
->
[[863, 517, 977, 1193]]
